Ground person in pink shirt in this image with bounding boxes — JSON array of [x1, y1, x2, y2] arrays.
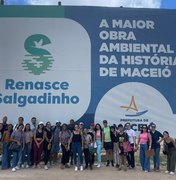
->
[[137, 124, 152, 172]]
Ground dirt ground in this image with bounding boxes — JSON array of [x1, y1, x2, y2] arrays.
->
[[0, 164, 175, 180]]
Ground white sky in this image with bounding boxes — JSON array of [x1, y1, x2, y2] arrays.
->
[[28, 0, 161, 8]]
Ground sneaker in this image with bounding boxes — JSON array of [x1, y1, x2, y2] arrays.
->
[[15, 166, 20, 170], [21, 164, 25, 168], [111, 160, 114, 167], [106, 160, 110, 167], [44, 165, 48, 170], [74, 166, 78, 171], [60, 165, 65, 169], [26, 165, 29, 169], [165, 170, 169, 174], [80, 165, 83, 171], [145, 170, 149, 173], [32, 165, 36, 168], [97, 164, 101, 168], [65, 164, 70, 168], [116, 164, 119, 168], [170, 172, 175, 175], [12, 168, 16, 172], [118, 167, 122, 171]]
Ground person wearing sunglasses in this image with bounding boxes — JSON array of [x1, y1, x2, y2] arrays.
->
[[137, 125, 152, 173]]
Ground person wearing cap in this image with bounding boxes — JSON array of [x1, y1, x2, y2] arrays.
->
[[33, 122, 45, 168], [102, 120, 113, 167], [150, 123, 163, 171], [79, 122, 84, 133], [125, 123, 136, 169]]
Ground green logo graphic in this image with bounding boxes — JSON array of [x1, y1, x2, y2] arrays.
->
[[22, 34, 54, 75]]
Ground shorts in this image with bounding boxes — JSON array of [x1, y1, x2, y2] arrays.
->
[[104, 142, 113, 151]]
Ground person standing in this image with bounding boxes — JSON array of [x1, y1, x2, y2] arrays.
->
[[1, 124, 13, 169], [10, 124, 25, 172], [30, 117, 37, 166], [60, 124, 71, 169], [137, 125, 152, 173], [125, 123, 136, 169], [43, 121, 53, 170], [33, 122, 44, 168], [95, 123, 103, 168], [117, 124, 129, 171], [51, 122, 61, 165], [102, 120, 113, 167], [21, 123, 33, 168], [83, 128, 93, 170], [88, 123, 95, 165], [68, 119, 75, 165], [110, 126, 119, 168], [150, 123, 163, 171], [68, 124, 84, 171], [163, 131, 176, 175]]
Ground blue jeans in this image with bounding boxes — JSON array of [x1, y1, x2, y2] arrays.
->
[[72, 142, 83, 166], [1, 142, 10, 169], [96, 140, 102, 165], [12, 151, 20, 168], [140, 144, 150, 171], [22, 143, 31, 165], [153, 147, 160, 169]]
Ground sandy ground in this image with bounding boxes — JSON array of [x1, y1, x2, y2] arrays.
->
[[0, 164, 175, 180]]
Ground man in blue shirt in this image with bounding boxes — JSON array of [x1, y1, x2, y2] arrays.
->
[[150, 123, 163, 171]]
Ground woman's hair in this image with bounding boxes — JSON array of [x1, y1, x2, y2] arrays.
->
[[24, 123, 31, 132], [94, 123, 102, 132], [37, 123, 44, 130], [17, 124, 24, 130], [140, 124, 148, 134], [163, 131, 169, 136]]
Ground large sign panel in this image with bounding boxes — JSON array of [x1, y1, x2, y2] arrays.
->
[[0, 6, 175, 136]]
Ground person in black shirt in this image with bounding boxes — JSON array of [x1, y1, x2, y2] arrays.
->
[[43, 121, 53, 170], [150, 123, 163, 171], [117, 124, 129, 171]]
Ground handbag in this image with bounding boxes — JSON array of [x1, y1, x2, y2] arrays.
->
[[123, 141, 132, 152], [9, 142, 20, 152], [145, 149, 155, 157], [122, 132, 132, 152]]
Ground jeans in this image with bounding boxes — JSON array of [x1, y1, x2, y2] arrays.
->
[[96, 140, 102, 165], [1, 142, 10, 169], [22, 143, 31, 165], [113, 143, 120, 165], [127, 143, 135, 168], [153, 147, 160, 169], [140, 144, 150, 171], [72, 142, 83, 166], [12, 150, 20, 168]]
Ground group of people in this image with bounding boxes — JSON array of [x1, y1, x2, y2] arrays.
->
[[0, 116, 175, 175]]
